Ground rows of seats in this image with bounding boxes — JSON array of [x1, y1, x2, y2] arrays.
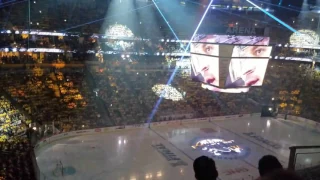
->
[[0, 66, 100, 137], [90, 58, 258, 126], [0, 96, 28, 142], [0, 138, 35, 180], [1, 55, 320, 134]]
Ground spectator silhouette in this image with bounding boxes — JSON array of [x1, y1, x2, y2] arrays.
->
[[193, 156, 218, 180], [258, 155, 283, 178]]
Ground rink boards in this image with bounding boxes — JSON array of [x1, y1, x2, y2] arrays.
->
[[35, 114, 320, 180]]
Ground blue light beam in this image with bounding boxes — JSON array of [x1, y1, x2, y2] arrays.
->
[[62, 3, 154, 31], [152, 0, 180, 41], [147, 0, 214, 124], [246, 0, 298, 33]]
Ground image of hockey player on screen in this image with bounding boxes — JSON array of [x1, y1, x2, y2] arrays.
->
[[225, 45, 272, 88], [190, 35, 220, 87]]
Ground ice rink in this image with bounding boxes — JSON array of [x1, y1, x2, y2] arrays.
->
[[36, 117, 320, 180]]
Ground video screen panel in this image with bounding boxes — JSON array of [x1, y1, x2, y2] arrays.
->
[[190, 43, 272, 89], [193, 34, 270, 45], [190, 51, 219, 87]]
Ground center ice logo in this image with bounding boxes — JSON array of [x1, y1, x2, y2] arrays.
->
[[191, 138, 250, 160]]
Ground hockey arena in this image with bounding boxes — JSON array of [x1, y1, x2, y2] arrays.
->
[[2, 0, 320, 180], [36, 115, 320, 180]]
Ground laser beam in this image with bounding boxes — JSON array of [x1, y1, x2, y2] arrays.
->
[[63, 3, 154, 31], [152, 0, 180, 41], [246, 0, 298, 33], [147, 0, 214, 124]]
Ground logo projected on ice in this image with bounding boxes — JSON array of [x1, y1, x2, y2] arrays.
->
[[191, 138, 250, 160]]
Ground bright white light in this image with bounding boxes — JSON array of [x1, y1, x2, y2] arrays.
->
[[145, 74, 147, 76], [272, 97, 275, 100], [312, 18, 314, 21], [152, 84, 184, 101], [37, 22, 39, 25], [4, 48, 9, 52], [64, 19, 67, 22], [267, 120, 271, 128], [105, 24, 134, 38], [157, 171, 162, 177], [12, 48, 17, 52], [121, 54, 125, 58], [266, 8, 269, 11], [290, 29, 319, 46], [6, 30, 11, 34], [33, 127, 37, 130], [305, 158, 311, 163], [39, 10, 42, 13], [236, 22, 238, 25], [268, 107, 272, 111], [126, 55, 130, 58], [124, 140, 127, 144], [118, 140, 122, 145], [248, 122, 250, 126], [34, 1, 36, 3], [239, 7, 242, 10], [136, 72, 139, 75], [82, 125, 85, 128]]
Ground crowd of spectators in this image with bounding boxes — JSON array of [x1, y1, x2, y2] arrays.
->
[[0, 137, 36, 180], [90, 57, 260, 126], [0, 96, 28, 142], [1, 53, 320, 134], [0, 65, 104, 141]]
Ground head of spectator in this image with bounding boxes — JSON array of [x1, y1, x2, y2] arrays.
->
[[258, 155, 283, 177], [261, 169, 303, 180], [193, 156, 218, 180]]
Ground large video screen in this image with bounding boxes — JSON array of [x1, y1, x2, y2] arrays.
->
[[190, 43, 272, 89]]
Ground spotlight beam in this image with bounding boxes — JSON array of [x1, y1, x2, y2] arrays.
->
[[248, 0, 305, 13], [184, 0, 290, 31], [246, 0, 298, 33], [0, 0, 27, 9], [152, 0, 181, 41], [147, 0, 214, 124], [62, 3, 154, 31]]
